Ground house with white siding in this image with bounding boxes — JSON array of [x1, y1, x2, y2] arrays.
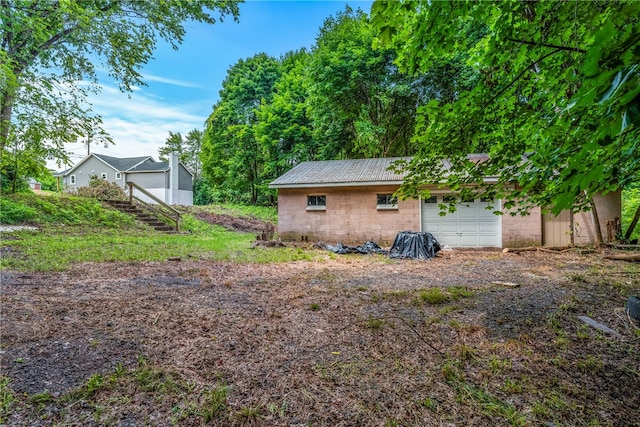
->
[[58, 153, 193, 205]]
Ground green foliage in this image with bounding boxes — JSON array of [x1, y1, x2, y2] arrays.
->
[[158, 129, 203, 180], [622, 183, 640, 240], [371, 1, 640, 215], [0, 205, 312, 272], [73, 175, 127, 201], [1, 1, 241, 184], [0, 377, 14, 424], [308, 6, 423, 159], [0, 192, 134, 227], [200, 385, 229, 422], [419, 288, 450, 305], [202, 53, 282, 205]]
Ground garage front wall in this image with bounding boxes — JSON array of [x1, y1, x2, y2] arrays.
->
[[277, 185, 420, 245]]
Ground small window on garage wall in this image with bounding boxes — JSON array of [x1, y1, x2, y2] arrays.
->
[[307, 195, 326, 211], [70, 175, 76, 185], [377, 193, 398, 210], [101, 172, 108, 180], [115, 172, 122, 180]]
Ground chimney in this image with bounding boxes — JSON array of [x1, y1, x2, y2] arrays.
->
[[169, 152, 179, 205]]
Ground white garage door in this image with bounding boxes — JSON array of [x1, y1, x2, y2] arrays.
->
[[421, 195, 501, 247]]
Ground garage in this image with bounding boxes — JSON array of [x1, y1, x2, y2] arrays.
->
[[421, 195, 502, 247]]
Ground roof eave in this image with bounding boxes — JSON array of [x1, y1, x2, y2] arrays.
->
[[269, 176, 500, 189], [269, 180, 403, 189]]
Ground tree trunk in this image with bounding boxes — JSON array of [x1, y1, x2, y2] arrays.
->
[[0, 92, 15, 152], [588, 195, 603, 246], [624, 204, 640, 241]]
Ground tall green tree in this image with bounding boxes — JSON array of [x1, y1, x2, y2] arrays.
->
[[371, 1, 640, 216], [158, 131, 184, 162], [255, 49, 317, 198], [201, 53, 281, 204], [1, 0, 240, 190], [308, 6, 421, 159], [158, 129, 203, 180]]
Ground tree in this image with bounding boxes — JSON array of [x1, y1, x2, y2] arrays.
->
[[158, 131, 185, 162], [1, 0, 240, 190], [308, 6, 422, 159], [371, 1, 640, 217], [201, 53, 281, 204], [158, 129, 203, 180], [254, 49, 317, 199]]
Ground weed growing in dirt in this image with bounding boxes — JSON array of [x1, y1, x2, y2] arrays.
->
[[0, 377, 14, 423], [454, 382, 526, 426], [235, 404, 264, 423], [199, 385, 228, 422], [419, 288, 449, 304]]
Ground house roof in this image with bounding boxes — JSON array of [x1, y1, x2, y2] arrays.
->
[[93, 154, 153, 171], [269, 157, 411, 188], [269, 154, 496, 189], [60, 153, 163, 176], [127, 161, 169, 173]]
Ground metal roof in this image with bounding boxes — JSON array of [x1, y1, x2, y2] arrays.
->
[[93, 153, 153, 171], [127, 161, 169, 172], [269, 157, 411, 188]]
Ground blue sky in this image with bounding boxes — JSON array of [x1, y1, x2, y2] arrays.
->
[[63, 0, 374, 165]]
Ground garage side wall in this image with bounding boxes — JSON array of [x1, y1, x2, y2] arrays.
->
[[573, 190, 622, 245], [277, 186, 420, 245], [501, 206, 543, 248]]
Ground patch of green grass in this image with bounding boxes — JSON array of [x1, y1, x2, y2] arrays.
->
[[448, 286, 475, 300], [200, 385, 228, 422], [0, 192, 136, 228], [310, 303, 320, 311], [365, 316, 385, 331], [454, 382, 526, 426], [0, 377, 15, 423], [419, 288, 450, 304], [1, 220, 319, 271]]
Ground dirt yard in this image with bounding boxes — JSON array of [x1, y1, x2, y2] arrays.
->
[[1, 249, 639, 426]]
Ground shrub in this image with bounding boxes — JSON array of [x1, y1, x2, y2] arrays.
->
[[73, 175, 127, 200], [0, 197, 39, 224]]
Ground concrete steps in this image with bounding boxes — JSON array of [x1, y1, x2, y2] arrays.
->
[[103, 200, 175, 233]]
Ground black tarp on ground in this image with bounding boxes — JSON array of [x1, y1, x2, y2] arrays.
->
[[325, 241, 389, 255], [389, 231, 441, 259]]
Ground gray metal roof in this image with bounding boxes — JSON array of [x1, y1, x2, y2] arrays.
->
[[127, 161, 169, 172], [269, 157, 411, 188], [94, 154, 153, 171]]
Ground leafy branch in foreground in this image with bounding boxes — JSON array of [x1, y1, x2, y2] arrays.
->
[[371, 1, 639, 216]]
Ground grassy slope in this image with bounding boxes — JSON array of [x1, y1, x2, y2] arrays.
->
[[0, 192, 312, 271]]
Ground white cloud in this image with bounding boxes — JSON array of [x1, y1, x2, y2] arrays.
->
[[143, 73, 200, 88], [49, 83, 209, 169]]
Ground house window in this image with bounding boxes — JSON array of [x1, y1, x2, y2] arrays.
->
[[307, 195, 326, 211], [461, 195, 475, 203], [115, 172, 122, 180], [376, 193, 398, 210], [101, 172, 108, 180], [69, 175, 76, 185], [481, 196, 494, 203], [424, 196, 437, 204]]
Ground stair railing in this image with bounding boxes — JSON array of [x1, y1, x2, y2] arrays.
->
[[127, 182, 180, 231]]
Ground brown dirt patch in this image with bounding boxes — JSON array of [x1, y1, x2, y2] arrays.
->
[[1, 250, 639, 426], [191, 211, 273, 234]]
